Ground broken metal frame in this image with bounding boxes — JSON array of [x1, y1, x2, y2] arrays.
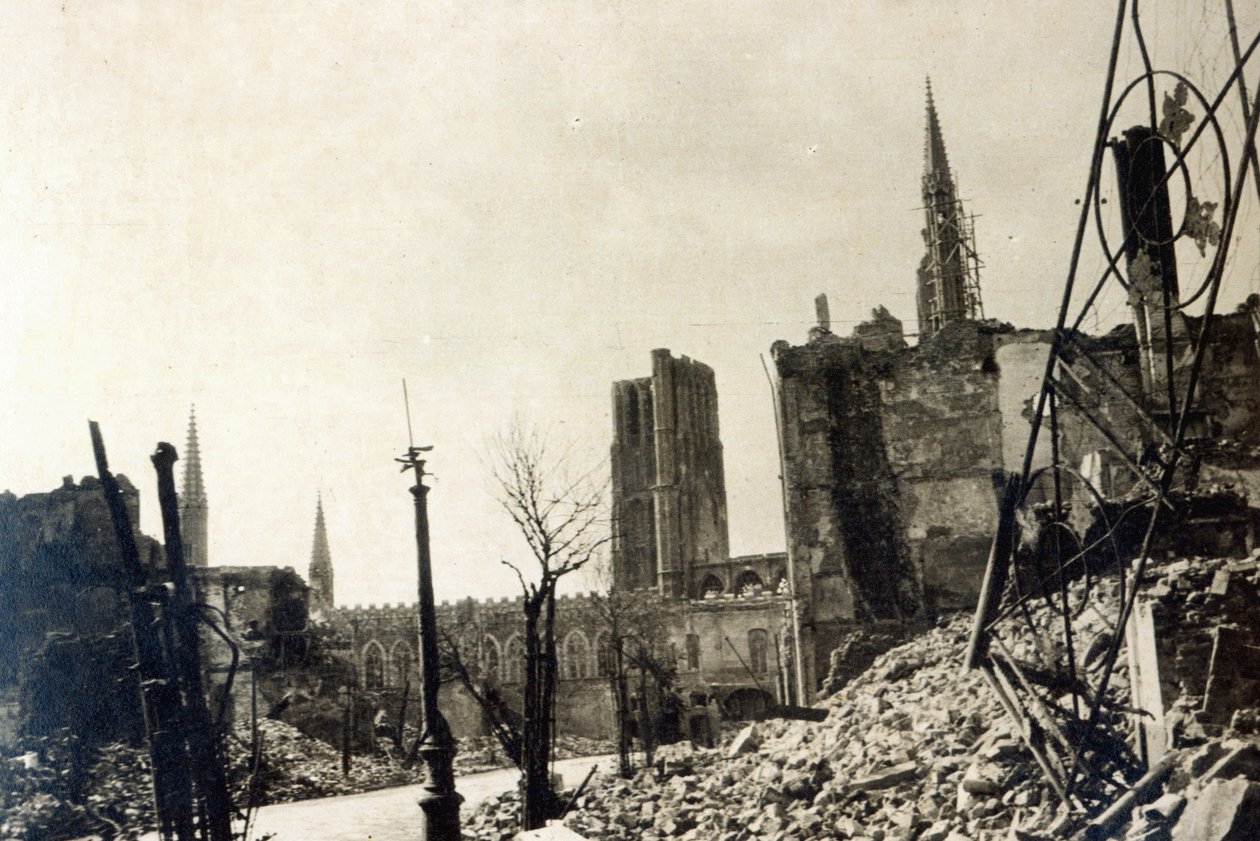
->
[[91, 423, 239, 841], [966, 0, 1260, 815]]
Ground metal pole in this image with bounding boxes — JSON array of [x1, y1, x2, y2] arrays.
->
[[397, 445, 461, 839], [759, 354, 808, 705], [152, 443, 234, 841], [89, 422, 197, 841]]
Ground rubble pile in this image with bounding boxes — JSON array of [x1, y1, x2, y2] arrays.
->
[[460, 555, 1260, 841], [463, 611, 1052, 840], [228, 718, 421, 805], [1138, 555, 1260, 731], [3, 716, 615, 839], [1, 737, 154, 841]]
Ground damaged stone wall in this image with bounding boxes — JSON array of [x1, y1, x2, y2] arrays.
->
[[334, 584, 792, 742], [876, 320, 1008, 611], [773, 297, 1260, 695], [0, 477, 163, 745], [334, 594, 618, 741]]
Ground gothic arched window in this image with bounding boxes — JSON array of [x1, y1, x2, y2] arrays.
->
[[563, 631, 590, 680], [735, 570, 764, 596], [504, 636, 524, 684], [747, 628, 769, 674], [363, 643, 386, 690], [391, 643, 413, 688], [483, 636, 501, 682], [595, 632, 612, 677]]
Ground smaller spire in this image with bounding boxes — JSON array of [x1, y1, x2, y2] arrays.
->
[[309, 494, 334, 610]]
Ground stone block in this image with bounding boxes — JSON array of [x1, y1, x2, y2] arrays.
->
[[1171, 778, 1260, 841], [850, 760, 919, 791], [514, 822, 591, 840], [727, 723, 760, 757]]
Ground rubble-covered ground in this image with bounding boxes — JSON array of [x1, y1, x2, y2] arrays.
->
[[468, 556, 1260, 841], [1, 717, 611, 840]]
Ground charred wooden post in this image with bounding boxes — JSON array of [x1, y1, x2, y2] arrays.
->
[[89, 422, 196, 841], [396, 443, 461, 839], [152, 443, 235, 841]]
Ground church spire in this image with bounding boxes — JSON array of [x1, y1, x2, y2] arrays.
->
[[308, 494, 334, 613], [916, 79, 984, 340], [178, 406, 209, 566], [923, 77, 953, 192]]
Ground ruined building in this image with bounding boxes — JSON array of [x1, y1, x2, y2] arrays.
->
[[770, 84, 1260, 697], [178, 407, 209, 568], [333, 349, 796, 740], [0, 475, 163, 744]]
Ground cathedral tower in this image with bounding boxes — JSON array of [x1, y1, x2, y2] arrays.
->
[[178, 407, 209, 567], [308, 495, 334, 614], [610, 349, 729, 598], [917, 79, 984, 339]]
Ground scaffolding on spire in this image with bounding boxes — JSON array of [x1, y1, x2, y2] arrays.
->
[[917, 79, 985, 339]]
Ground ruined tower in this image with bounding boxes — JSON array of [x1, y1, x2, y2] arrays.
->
[[610, 349, 729, 598], [178, 407, 209, 567], [308, 495, 334, 614], [916, 80, 984, 340]]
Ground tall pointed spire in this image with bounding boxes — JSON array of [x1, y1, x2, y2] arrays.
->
[[923, 77, 953, 191], [308, 494, 334, 613], [916, 80, 984, 340], [178, 406, 209, 567]]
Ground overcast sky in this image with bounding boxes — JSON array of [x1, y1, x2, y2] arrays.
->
[[4, 1, 1258, 606]]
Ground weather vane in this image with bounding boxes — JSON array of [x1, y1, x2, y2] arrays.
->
[[395, 378, 434, 479]]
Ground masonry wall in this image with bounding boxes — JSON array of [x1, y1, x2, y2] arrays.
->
[[876, 321, 1007, 611]]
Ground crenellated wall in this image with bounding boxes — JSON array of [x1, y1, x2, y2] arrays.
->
[[329, 585, 788, 739]]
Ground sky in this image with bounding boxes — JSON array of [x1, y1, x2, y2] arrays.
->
[[3, 1, 1259, 607]]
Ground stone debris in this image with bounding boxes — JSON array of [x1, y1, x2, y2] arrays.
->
[[458, 557, 1260, 841], [467, 612, 1056, 841], [1, 719, 608, 840]]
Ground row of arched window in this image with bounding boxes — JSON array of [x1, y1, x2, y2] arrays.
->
[[480, 631, 614, 683], [359, 631, 616, 690], [359, 626, 773, 690], [361, 640, 413, 690], [698, 570, 788, 598]]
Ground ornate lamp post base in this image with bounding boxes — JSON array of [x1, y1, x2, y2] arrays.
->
[[417, 730, 463, 839]]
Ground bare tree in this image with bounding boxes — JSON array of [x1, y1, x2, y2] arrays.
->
[[436, 602, 523, 769], [589, 576, 676, 778], [487, 421, 610, 831]]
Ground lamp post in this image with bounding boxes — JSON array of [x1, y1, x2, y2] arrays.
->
[[395, 444, 461, 839]]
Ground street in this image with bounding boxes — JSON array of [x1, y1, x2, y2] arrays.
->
[[226, 755, 614, 841]]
